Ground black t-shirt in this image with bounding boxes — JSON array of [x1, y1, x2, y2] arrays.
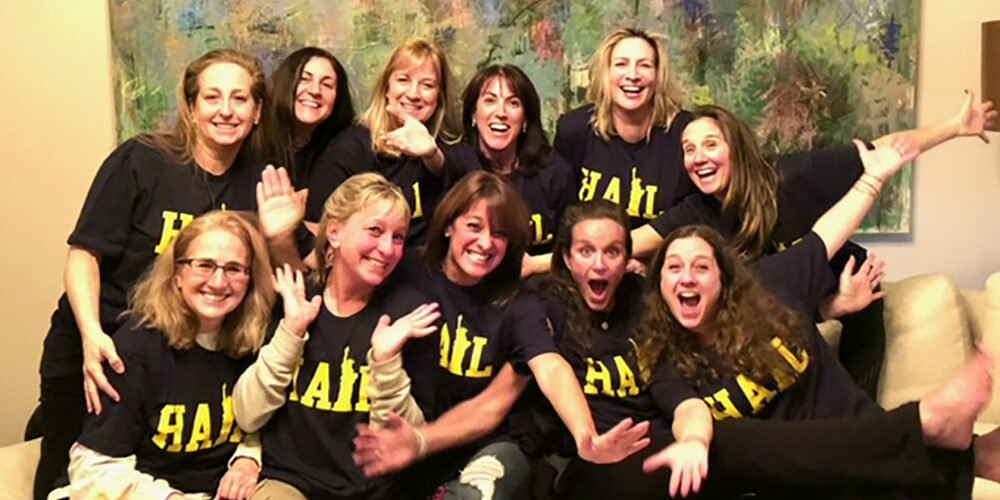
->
[[42, 139, 261, 378], [306, 125, 467, 246], [260, 283, 439, 499], [554, 274, 666, 435], [77, 323, 251, 493], [554, 105, 696, 229], [650, 233, 871, 424], [449, 146, 578, 254], [649, 146, 864, 246]]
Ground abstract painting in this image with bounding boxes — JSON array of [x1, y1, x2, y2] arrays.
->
[[109, 0, 919, 233]]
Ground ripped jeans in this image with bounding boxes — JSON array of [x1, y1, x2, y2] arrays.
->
[[437, 441, 530, 500]]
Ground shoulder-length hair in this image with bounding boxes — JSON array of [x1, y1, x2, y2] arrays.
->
[[461, 64, 552, 177], [140, 49, 267, 166], [313, 172, 411, 283], [542, 200, 632, 350], [127, 211, 275, 358], [254, 47, 355, 186], [359, 38, 461, 157], [636, 225, 808, 387], [588, 28, 684, 142], [689, 105, 781, 260], [424, 171, 531, 304]]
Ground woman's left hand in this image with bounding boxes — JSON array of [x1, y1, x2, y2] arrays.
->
[[854, 139, 919, 184], [370, 302, 441, 362], [215, 457, 259, 499], [824, 254, 887, 319], [577, 417, 651, 464], [954, 90, 997, 143], [642, 439, 709, 498], [383, 105, 439, 159], [257, 165, 307, 241]]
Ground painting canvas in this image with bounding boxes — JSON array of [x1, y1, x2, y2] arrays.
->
[[108, 0, 919, 233]]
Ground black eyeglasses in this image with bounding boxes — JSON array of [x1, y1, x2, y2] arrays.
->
[[177, 258, 251, 280]]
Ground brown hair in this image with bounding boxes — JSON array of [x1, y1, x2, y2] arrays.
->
[[127, 211, 275, 358], [636, 225, 808, 387], [140, 49, 267, 165], [688, 105, 781, 259], [542, 200, 632, 350], [424, 171, 530, 303], [359, 38, 460, 157], [588, 28, 684, 141]]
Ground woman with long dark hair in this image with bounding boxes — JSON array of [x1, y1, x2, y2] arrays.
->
[[254, 47, 355, 189]]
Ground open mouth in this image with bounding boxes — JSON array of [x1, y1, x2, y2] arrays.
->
[[588, 279, 609, 296], [363, 255, 388, 269], [466, 248, 493, 265], [488, 123, 510, 133], [200, 291, 232, 304], [298, 100, 321, 109], [620, 85, 644, 97], [695, 167, 718, 179], [677, 291, 701, 313]]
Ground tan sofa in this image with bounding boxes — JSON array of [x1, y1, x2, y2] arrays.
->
[[2, 272, 999, 499], [820, 271, 1000, 498]]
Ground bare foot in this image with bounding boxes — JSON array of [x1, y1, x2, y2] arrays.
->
[[920, 349, 994, 449], [976, 426, 1000, 481]]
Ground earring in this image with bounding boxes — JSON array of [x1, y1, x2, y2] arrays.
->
[[444, 230, 452, 238]]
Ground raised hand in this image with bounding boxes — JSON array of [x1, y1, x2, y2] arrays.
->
[[353, 412, 423, 478], [954, 90, 997, 143], [370, 303, 441, 362], [257, 165, 307, 241], [382, 104, 439, 159], [577, 417, 651, 464], [82, 330, 124, 414], [272, 264, 321, 337], [824, 254, 887, 319], [854, 139, 919, 184], [214, 457, 259, 499], [642, 439, 710, 498]]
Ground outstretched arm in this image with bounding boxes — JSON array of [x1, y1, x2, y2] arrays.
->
[[643, 398, 713, 498], [872, 90, 996, 151]]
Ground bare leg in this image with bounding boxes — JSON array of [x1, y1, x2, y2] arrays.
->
[[920, 350, 994, 449], [975, 426, 1000, 482]]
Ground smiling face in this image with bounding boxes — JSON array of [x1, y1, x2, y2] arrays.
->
[[294, 56, 337, 128], [175, 229, 251, 333], [386, 57, 440, 124], [608, 36, 657, 115], [564, 218, 627, 312], [682, 117, 733, 197], [444, 199, 509, 286], [191, 62, 261, 151], [474, 76, 525, 161], [326, 199, 409, 289], [660, 236, 722, 338]]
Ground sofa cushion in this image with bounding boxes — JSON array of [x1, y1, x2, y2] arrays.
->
[[974, 272, 1000, 423], [879, 274, 973, 410]]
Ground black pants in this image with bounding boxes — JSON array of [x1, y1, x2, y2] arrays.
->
[[557, 403, 972, 499], [35, 375, 85, 500]]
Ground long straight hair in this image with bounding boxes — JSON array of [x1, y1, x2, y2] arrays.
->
[[588, 28, 684, 141]]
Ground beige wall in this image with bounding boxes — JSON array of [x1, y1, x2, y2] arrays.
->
[[0, 0, 997, 446], [860, 0, 1000, 288], [0, 0, 116, 445]]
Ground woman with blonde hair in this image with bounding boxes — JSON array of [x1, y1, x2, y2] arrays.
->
[[307, 38, 468, 247], [35, 48, 270, 499], [68, 210, 275, 499], [234, 172, 442, 499]]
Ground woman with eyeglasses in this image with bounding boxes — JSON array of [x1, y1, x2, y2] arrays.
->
[[34, 49, 275, 499], [67, 211, 274, 500]]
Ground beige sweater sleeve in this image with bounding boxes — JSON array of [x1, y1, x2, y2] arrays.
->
[[232, 323, 307, 432], [68, 442, 212, 500], [366, 348, 425, 428]]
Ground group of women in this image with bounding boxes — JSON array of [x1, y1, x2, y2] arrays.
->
[[33, 23, 998, 500]]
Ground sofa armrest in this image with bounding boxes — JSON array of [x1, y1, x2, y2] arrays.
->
[[0, 438, 39, 500]]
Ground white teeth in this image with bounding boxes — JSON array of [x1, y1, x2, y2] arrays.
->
[[489, 124, 510, 132], [299, 100, 320, 108], [364, 256, 387, 268], [679, 292, 698, 298], [466, 249, 489, 263], [621, 86, 642, 93], [696, 167, 717, 178], [202, 292, 228, 302]]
